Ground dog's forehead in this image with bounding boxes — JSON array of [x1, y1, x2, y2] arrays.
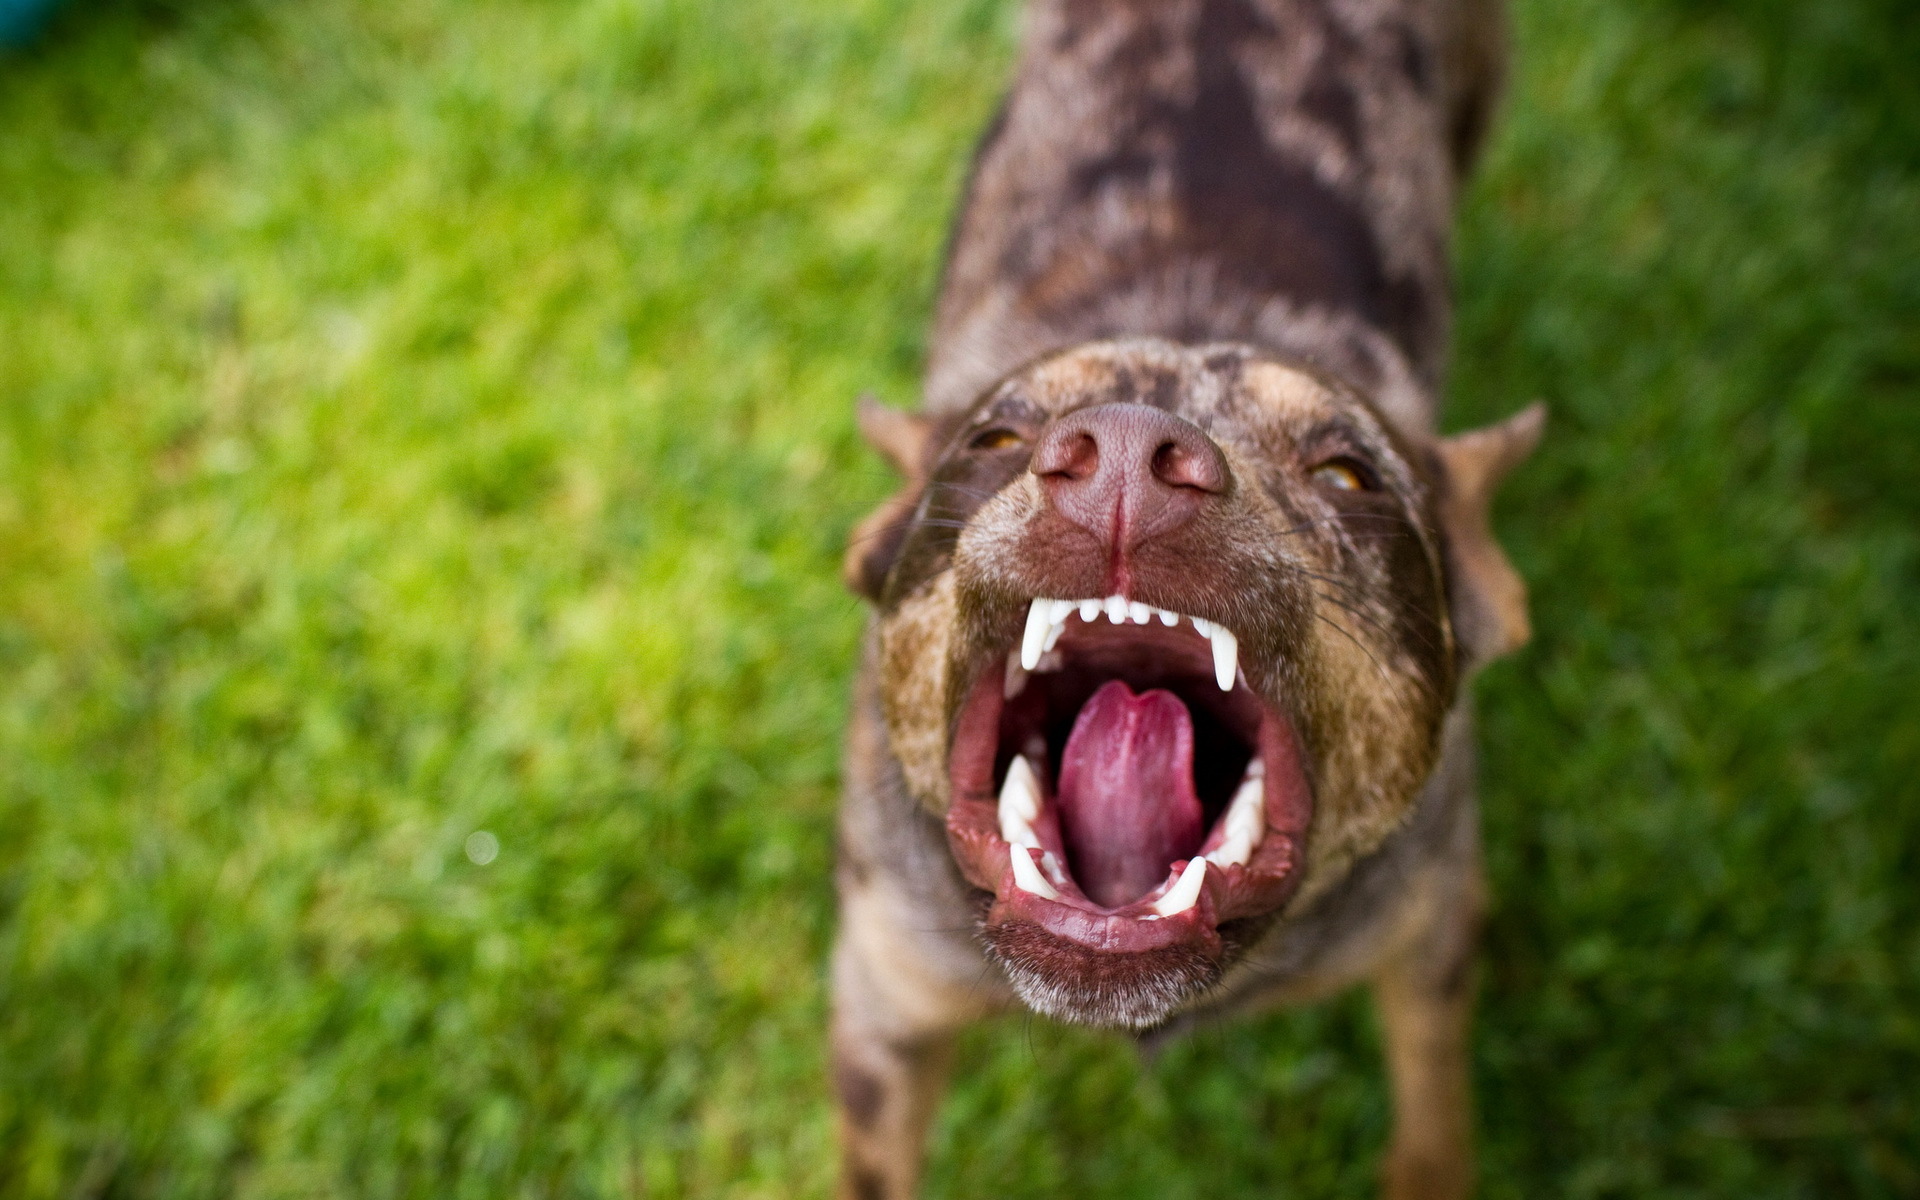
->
[[983, 341, 1355, 431]]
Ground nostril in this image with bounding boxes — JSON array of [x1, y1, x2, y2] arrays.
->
[[1151, 440, 1226, 493], [1034, 429, 1100, 482]]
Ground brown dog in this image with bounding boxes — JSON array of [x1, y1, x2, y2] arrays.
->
[[833, 1, 1538, 1196]]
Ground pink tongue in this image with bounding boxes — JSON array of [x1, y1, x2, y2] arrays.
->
[[1056, 680, 1205, 909]]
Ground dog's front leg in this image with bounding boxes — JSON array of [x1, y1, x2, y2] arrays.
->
[[830, 886, 989, 1200], [1371, 873, 1483, 1200], [829, 1012, 953, 1200]]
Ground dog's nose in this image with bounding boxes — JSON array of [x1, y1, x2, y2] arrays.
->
[[1031, 403, 1227, 552]]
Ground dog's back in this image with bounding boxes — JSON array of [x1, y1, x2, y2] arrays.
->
[[927, 0, 1503, 435]]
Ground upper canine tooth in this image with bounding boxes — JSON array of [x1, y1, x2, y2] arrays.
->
[[1150, 857, 1209, 917], [1105, 595, 1128, 624], [1009, 845, 1059, 899], [999, 753, 1042, 835], [1020, 599, 1054, 671], [1210, 626, 1239, 691], [1079, 598, 1102, 622]]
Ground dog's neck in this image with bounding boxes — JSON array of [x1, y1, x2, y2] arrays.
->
[[924, 0, 1477, 439]]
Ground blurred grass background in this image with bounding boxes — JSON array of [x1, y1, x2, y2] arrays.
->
[[1, 0, 1916, 1195]]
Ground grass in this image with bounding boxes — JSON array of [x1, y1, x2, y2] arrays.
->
[[0, 0, 1915, 1196]]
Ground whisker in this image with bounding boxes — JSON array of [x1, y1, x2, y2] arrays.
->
[[841, 515, 971, 551], [925, 481, 1001, 501], [1311, 595, 1446, 704], [1311, 609, 1384, 675], [1294, 566, 1449, 654]]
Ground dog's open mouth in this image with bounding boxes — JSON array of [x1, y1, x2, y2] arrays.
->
[[946, 597, 1314, 960]]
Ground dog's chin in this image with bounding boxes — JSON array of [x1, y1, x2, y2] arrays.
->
[[980, 920, 1225, 1029], [942, 598, 1315, 1030]]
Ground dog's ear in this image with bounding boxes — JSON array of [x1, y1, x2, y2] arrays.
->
[[844, 394, 937, 603], [1435, 402, 1545, 670]]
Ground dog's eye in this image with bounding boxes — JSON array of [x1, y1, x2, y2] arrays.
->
[[970, 428, 1025, 452], [1310, 458, 1375, 492]]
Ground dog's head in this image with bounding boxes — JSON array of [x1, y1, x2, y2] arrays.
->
[[847, 339, 1540, 1029]]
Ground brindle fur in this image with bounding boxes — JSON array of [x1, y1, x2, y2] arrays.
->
[[833, 0, 1533, 1196]]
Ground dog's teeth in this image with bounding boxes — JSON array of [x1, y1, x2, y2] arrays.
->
[[1020, 598, 1054, 670], [1010, 845, 1059, 899], [1105, 594, 1128, 624], [1049, 599, 1077, 625], [1206, 758, 1266, 868], [1210, 626, 1239, 691], [1126, 600, 1151, 624], [1208, 832, 1251, 868], [1190, 615, 1214, 637], [1079, 598, 1102, 622], [1001, 814, 1040, 850], [1157, 608, 1179, 627], [1004, 652, 1030, 699], [1150, 857, 1209, 917], [998, 754, 1042, 841]]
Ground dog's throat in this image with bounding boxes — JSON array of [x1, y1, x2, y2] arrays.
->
[[1055, 681, 1206, 908]]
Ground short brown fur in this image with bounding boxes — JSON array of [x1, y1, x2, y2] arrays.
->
[[833, 0, 1534, 1196]]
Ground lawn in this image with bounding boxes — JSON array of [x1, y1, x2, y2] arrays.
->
[[1, 0, 1915, 1196]]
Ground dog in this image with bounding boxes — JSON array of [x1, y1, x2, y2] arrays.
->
[[832, 1, 1539, 1196]]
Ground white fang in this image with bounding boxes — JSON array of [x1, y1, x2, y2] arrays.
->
[[1020, 599, 1054, 670], [1205, 758, 1266, 868], [1150, 857, 1209, 917], [1010, 845, 1059, 899], [998, 754, 1042, 847], [1210, 625, 1239, 691]]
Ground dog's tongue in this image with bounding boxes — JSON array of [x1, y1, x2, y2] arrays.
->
[[1056, 680, 1206, 909]]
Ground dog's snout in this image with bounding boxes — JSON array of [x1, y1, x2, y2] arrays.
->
[[1032, 403, 1227, 552]]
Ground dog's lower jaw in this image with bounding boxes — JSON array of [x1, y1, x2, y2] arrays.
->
[[981, 919, 1224, 1029]]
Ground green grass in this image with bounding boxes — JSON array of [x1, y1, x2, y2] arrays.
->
[[0, 0, 1914, 1195]]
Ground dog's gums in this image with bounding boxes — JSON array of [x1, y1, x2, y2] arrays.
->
[[945, 597, 1312, 989]]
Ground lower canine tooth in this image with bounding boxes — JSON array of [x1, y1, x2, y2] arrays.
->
[[1010, 845, 1059, 899], [1150, 857, 1209, 917]]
